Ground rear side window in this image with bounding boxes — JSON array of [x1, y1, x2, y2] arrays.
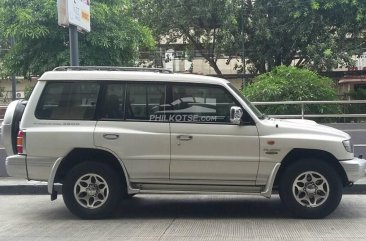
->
[[125, 83, 165, 120], [35, 82, 100, 120], [100, 83, 126, 119]]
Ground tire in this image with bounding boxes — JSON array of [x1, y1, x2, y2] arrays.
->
[[62, 161, 125, 219], [279, 159, 343, 219], [11, 100, 26, 154]]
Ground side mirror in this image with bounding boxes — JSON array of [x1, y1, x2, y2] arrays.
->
[[230, 106, 243, 125]]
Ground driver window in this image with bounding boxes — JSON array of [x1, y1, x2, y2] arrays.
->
[[168, 84, 237, 123]]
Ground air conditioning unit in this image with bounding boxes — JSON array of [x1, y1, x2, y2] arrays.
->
[[174, 51, 184, 58], [16, 91, 25, 99]]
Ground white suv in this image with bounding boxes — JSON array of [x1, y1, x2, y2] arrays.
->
[[2, 66, 365, 219]]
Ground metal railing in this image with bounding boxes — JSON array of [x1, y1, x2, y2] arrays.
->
[[252, 100, 366, 119]]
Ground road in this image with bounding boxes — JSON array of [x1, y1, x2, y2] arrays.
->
[[0, 194, 366, 240], [327, 123, 366, 157]]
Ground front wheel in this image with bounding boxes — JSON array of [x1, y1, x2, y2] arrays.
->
[[62, 161, 125, 219], [279, 160, 343, 219]]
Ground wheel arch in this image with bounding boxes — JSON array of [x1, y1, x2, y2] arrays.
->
[[274, 148, 349, 188], [51, 148, 137, 194]]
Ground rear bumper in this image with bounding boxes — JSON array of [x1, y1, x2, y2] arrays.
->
[[5, 155, 28, 178], [340, 157, 366, 183]]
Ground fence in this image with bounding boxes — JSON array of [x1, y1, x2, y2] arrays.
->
[[252, 100, 366, 121]]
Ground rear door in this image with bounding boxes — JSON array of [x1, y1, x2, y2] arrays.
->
[[94, 82, 170, 181]]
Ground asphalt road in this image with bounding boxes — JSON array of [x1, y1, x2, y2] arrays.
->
[[0, 194, 366, 240], [327, 123, 366, 157]]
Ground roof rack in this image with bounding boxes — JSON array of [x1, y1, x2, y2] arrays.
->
[[53, 66, 173, 73]]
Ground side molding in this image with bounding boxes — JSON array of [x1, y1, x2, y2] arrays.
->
[[48, 157, 63, 194], [260, 163, 281, 198]]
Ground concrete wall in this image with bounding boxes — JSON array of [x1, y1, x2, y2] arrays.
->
[[192, 57, 242, 75], [0, 78, 38, 104]]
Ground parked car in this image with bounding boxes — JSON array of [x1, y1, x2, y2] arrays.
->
[[1, 66, 365, 219]]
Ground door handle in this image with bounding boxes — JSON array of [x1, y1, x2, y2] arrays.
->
[[177, 135, 193, 141], [103, 134, 119, 140]]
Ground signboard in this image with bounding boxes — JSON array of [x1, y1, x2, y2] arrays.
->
[[57, 0, 91, 32]]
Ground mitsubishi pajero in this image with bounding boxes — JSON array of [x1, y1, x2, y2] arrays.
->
[[2, 66, 365, 219]]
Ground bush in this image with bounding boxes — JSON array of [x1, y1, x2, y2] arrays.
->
[[242, 66, 340, 117], [24, 85, 34, 100], [345, 88, 366, 122]]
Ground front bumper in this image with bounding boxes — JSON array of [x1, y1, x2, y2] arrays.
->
[[5, 155, 28, 178], [340, 157, 366, 183]]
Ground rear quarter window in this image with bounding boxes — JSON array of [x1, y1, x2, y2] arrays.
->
[[35, 82, 100, 120]]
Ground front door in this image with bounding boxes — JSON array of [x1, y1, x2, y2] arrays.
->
[[168, 84, 260, 182]]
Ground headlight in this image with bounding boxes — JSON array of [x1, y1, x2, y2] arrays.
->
[[342, 140, 353, 153]]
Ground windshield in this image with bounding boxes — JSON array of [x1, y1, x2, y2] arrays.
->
[[227, 83, 265, 119]]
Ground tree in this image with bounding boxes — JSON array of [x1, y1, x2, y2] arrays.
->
[[133, 0, 237, 75], [0, 0, 155, 77], [242, 66, 339, 116], [231, 0, 366, 74], [134, 0, 366, 75]]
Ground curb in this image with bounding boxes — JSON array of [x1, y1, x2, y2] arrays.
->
[[0, 184, 365, 195], [0, 183, 62, 195], [343, 184, 366, 194], [0, 185, 49, 195]]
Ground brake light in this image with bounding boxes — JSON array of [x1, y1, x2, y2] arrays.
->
[[16, 131, 24, 154]]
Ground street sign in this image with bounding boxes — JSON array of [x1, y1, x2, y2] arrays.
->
[[57, 0, 91, 32]]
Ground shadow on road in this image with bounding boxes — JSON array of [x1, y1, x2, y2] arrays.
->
[[37, 194, 365, 220], [113, 195, 289, 219]]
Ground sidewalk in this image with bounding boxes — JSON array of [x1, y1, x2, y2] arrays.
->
[[0, 176, 366, 195]]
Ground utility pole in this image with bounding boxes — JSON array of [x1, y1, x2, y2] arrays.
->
[[241, 0, 246, 89], [58, 0, 89, 67], [10, 37, 16, 100], [69, 25, 79, 66]]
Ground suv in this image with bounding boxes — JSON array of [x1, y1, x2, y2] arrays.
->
[[2, 66, 365, 219]]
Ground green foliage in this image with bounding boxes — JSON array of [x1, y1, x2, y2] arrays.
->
[[243, 66, 340, 115], [133, 0, 238, 75], [0, 0, 155, 77], [346, 88, 366, 122], [133, 0, 366, 74], [349, 88, 366, 100], [231, 0, 365, 73], [2, 0, 366, 76], [24, 85, 34, 100]]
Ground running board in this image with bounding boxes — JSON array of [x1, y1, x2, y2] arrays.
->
[[129, 163, 281, 198]]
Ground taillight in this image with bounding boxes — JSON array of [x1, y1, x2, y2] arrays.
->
[[16, 131, 24, 154]]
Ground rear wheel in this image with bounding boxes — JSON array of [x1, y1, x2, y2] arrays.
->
[[62, 161, 125, 219], [279, 159, 342, 219]]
